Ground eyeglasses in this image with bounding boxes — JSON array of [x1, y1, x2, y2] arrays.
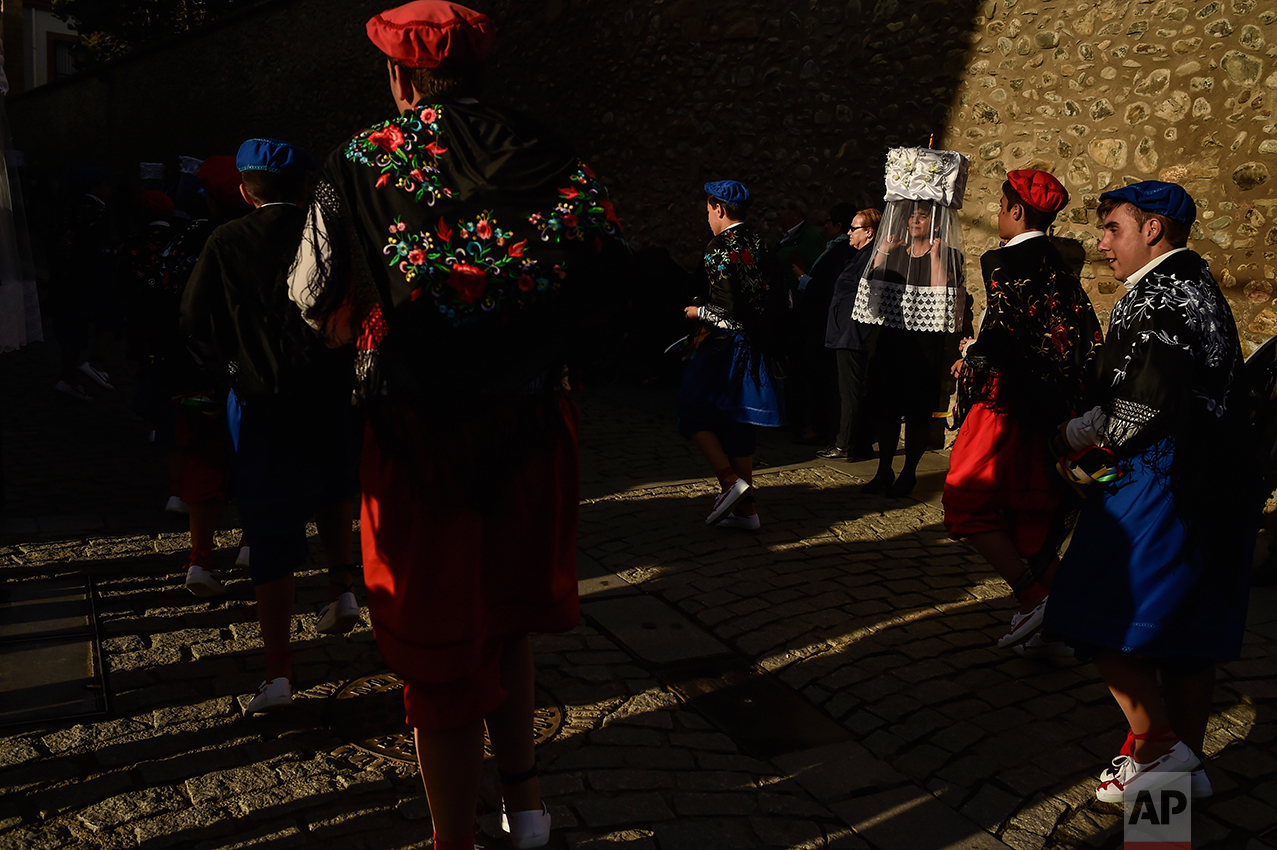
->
[[848, 225, 871, 231]]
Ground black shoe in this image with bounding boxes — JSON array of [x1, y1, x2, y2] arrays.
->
[[816, 445, 848, 459], [861, 471, 895, 494], [888, 471, 917, 497]]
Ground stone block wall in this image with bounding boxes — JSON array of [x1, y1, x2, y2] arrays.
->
[[9, 0, 1276, 348], [943, 0, 1277, 351]]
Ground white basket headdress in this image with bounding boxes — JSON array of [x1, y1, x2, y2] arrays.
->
[[853, 147, 970, 333]]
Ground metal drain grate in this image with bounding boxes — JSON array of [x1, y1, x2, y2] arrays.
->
[[327, 671, 564, 764], [0, 578, 108, 727]]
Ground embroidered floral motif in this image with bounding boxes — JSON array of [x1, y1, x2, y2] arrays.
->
[[527, 162, 621, 244], [382, 211, 556, 327], [345, 104, 454, 206]]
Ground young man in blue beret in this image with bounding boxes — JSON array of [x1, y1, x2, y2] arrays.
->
[[678, 180, 787, 528], [287, 4, 628, 848], [181, 138, 360, 715], [1045, 180, 1254, 802]]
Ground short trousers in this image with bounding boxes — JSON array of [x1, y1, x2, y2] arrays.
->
[[230, 393, 361, 584]]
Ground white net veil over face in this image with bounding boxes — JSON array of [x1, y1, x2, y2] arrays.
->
[[853, 148, 970, 334]]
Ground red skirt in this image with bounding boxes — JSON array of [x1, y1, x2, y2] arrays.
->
[[360, 393, 581, 730], [943, 401, 1062, 557]]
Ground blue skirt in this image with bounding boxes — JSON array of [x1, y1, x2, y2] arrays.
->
[[1045, 444, 1253, 661], [677, 331, 785, 430]]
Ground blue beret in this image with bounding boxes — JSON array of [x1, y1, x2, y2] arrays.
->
[[1099, 180, 1196, 225], [236, 138, 318, 176], [705, 180, 751, 207]]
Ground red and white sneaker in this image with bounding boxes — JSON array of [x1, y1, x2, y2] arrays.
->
[[996, 597, 1048, 648], [706, 479, 750, 525], [1095, 741, 1200, 803], [1100, 752, 1212, 798]]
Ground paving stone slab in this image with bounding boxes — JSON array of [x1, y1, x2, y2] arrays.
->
[[830, 786, 1013, 850], [581, 595, 730, 665]]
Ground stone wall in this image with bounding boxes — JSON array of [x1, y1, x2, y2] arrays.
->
[[9, 0, 1277, 349], [942, 0, 1277, 351]]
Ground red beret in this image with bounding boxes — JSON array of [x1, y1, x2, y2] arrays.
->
[[366, 2, 494, 69], [197, 155, 252, 214], [134, 190, 175, 218], [1007, 169, 1068, 213]]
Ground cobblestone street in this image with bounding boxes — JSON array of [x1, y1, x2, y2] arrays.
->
[[2, 343, 1276, 850]]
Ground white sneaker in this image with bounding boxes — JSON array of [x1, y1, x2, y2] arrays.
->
[[165, 495, 191, 514], [502, 802, 550, 849], [1011, 633, 1073, 657], [54, 380, 93, 402], [185, 564, 226, 597], [235, 546, 251, 567], [1099, 754, 1213, 799], [246, 677, 291, 713], [706, 479, 750, 525], [1095, 741, 1200, 803], [79, 361, 115, 390], [997, 597, 1048, 648], [316, 592, 359, 635], [718, 513, 761, 530]]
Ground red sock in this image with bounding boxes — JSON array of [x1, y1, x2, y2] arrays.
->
[[432, 832, 475, 850], [714, 467, 738, 489]]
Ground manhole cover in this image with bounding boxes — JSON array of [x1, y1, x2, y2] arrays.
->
[[329, 671, 563, 763]]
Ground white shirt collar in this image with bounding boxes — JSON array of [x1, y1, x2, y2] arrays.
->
[[723, 222, 745, 233], [147, 220, 171, 228], [1122, 246, 1189, 291], [783, 220, 805, 238], [1003, 230, 1045, 248]]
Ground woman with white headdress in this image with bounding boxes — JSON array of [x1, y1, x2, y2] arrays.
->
[[853, 148, 972, 497]]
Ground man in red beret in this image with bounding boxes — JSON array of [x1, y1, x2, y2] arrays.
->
[[942, 169, 1101, 650], [288, 4, 626, 848]]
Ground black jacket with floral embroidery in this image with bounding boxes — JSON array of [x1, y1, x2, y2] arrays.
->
[[295, 99, 628, 403], [965, 235, 1102, 433]]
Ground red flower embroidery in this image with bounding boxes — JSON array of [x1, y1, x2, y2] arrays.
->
[[375, 174, 390, 189], [476, 220, 493, 239], [739, 249, 754, 265], [508, 239, 527, 258], [1094, 330, 1103, 343], [517, 273, 536, 292], [437, 217, 453, 242], [410, 287, 423, 301], [563, 213, 579, 228], [447, 263, 487, 304], [408, 248, 426, 265], [601, 198, 619, 224], [410, 168, 425, 182], [1046, 296, 1058, 310], [1027, 303, 1038, 317], [420, 107, 437, 123], [559, 187, 580, 199], [1051, 324, 1069, 354], [424, 141, 449, 157], [369, 125, 405, 154], [581, 163, 596, 178]]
